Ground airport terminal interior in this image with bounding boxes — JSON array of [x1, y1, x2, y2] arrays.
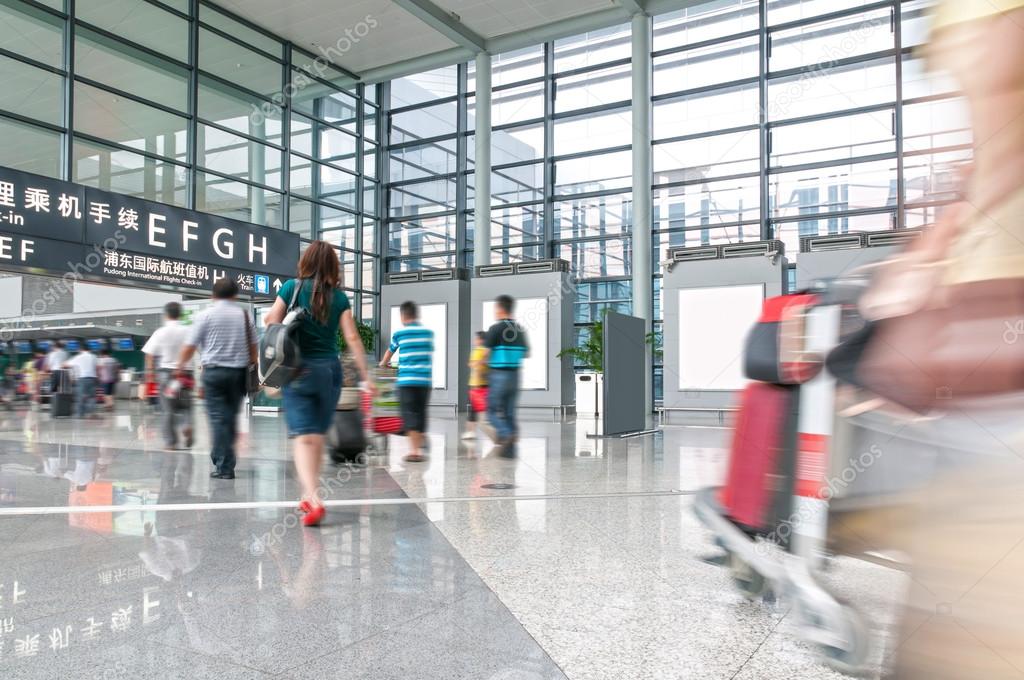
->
[[2, 0, 1017, 678]]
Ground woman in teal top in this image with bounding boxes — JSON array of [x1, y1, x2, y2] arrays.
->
[[263, 240, 371, 526]]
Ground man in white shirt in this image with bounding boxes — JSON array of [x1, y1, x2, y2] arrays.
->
[[143, 302, 193, 450], [65, 345, 98, 418], [44, 341, 69, 396]]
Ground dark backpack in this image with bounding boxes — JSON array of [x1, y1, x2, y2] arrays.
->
[[258, 279, 306, 389]]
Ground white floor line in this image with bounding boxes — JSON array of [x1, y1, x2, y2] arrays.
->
[[0, 489, 695, 516]]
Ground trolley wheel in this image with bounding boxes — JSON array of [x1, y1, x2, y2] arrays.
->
[[728, 552, 770, 600], [817, 603, 871, 676]]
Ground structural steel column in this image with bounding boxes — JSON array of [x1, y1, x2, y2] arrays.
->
[[631, 13, 653, 415], [474, 52, 492, 267]]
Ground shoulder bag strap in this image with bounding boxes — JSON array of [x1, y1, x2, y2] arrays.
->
[[287, 278, 304, 313]]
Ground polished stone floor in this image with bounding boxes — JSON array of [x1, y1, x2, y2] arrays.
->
[[0, 403, 905, 679]]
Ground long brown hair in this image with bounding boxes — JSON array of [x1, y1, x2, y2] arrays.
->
[[296, 240, 341, 324]]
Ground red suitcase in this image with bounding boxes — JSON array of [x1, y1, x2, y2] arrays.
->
[[717, 382, 799, 533]]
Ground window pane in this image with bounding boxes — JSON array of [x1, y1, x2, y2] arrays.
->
[[73, 139, 187, 206], [198, 76, 283, 144], [654, 223, 763, 252], [0, 1, 63, 67], [488, 82, 544, 125], [479, 45, 544, 87], [76, 28, 189, 110], [291, 78, 357, 129], [287, 196, 315, 239], [653, 128, 760, 180], [902, 97, 972, 154], [904, 147, 971, 207], [900, 0, 935, 51], [768, 8, 894, 72], [654, 83, 758, 138], [653, 34, 759, 96], [363, 141, 378, 179], [75, 81, 188, 162], [196, 171, 282, 229], [653, 176, 761, 228], [553, 23, 630, 72], [768, 158, 898, 219], [491, 163, 543, 205], [388, 216, 456, 255], [290, 158, 357, 209], [765, 57, 895, 120], [901, 56, 959, 100], [321, 226, 358, 251], [554, 193, 632, 239], [554, 149, 632, 195], [559, 238, 631, 278], [199, 123, 282, 189], [200, 27, 282, 98], [487, 204, 545, 247], [199, 4, 282, 58], [391, 101, 458, 143], [363, 220, 378, 255], [77, 0, 188, 62], [554, 62, 630, 113], [0, 117, 62, 178], [388, 176, 457, 217], [389, 138, 457, 183], [768, 0, 877, 25], [654, 0, 760, 52], [0, 55, 63, 125], [553, 108, 631, 156], [770, 109, 896, 167], [391, 65, 458, 107], [492, 122, 544, 164]]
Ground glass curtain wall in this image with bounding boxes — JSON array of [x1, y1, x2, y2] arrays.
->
[[385, 0, 966, 399], [0, 0, 383, 324]]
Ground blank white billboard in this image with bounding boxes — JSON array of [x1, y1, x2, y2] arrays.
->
[[481, 297, 547, 390], [677, 285, 763, 391], [389, 303, 447, 389]]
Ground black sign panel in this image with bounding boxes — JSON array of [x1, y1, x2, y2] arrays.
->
[[0, 166, 298, 280], [0, 230, 279, 300]]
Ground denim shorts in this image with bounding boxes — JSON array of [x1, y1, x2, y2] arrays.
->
[[282, 357, 342, 437]]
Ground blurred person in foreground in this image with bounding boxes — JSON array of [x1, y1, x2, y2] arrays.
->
[[64, 343, 98, 418], [483, 295, 528, 458], [143, 302, 193, 450], [263, 240, 371, 526], [855, 2, 1024, 677], [463, 331, 493, 443], [177, 278, 256, 481], [97, 348, 120, 410]]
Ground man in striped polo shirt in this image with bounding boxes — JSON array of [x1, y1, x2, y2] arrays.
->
[[379, 301, 434, 463], [483, 294, 529, 458]]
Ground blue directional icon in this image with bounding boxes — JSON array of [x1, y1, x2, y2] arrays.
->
[[254, 274, 270, 295]]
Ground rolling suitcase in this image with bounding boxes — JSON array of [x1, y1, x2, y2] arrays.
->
[[52, 369, 74, 418], [717, 382, 800, 534], [328, 409, 367, 464]]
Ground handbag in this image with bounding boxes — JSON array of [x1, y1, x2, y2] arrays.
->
[[857, 202, 1024, 412]]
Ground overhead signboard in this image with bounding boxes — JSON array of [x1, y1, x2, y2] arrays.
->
[[0, 166, 299, 297]]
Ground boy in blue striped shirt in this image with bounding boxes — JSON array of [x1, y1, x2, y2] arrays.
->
[[379, 301, 434, 462]]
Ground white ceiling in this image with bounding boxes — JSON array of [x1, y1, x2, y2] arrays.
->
[[215, 0, 695, 83]]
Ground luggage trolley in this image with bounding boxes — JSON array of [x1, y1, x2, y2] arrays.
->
[[363, 366, 404, 456], [695, 281, 908, 675]]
